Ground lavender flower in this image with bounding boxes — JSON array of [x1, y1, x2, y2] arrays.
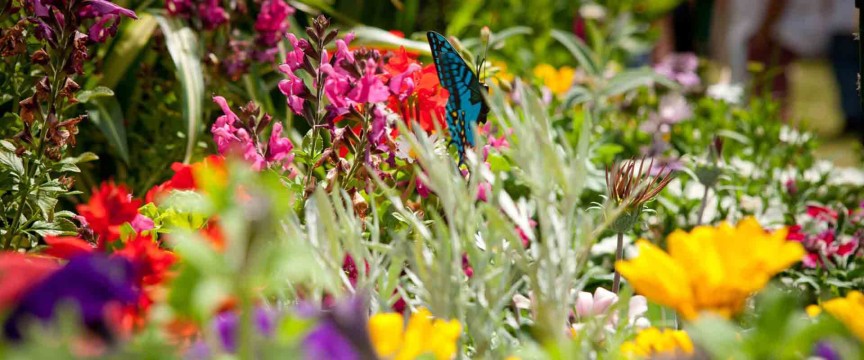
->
[[654, 53, 700, 90]]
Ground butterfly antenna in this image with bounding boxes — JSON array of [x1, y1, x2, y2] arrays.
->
[[477, 26, 491, 81]]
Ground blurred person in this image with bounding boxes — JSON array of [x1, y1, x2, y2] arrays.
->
[[828, 0, 862, 134], [726, 0, 831, 118]]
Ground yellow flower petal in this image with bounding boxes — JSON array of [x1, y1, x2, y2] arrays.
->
[[617, 217, 803, 321], [824, 291, 864, 341], [369, 313, 405, 357]]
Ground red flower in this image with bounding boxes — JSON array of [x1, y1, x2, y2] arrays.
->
[[383, 48, 449, 134], [114, 234, 176, 331], [145, 155, 226, 203], [77, 182, 142, 249], [44, 236, 94, 259], [806, 205, 838, 221], [0, 253, 59, 310], [114, 234, 176, 287]]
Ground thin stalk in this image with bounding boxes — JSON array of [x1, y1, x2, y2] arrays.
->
[[696, 185, 710, 225], [303, 36, 328, 198], [612, 231, 624, 293]]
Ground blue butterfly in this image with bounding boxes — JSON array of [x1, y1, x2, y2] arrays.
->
[[427, 31, 489, 164]]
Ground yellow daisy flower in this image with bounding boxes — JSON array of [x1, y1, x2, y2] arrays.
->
[[620, 327, 694, 358], [615, 217, 804, 320], [368, 307, 462, 360]]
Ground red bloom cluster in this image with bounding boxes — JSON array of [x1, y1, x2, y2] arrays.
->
[[76, 181, 142, 249], [382, 47, 450, 134], [787, 205, 861, 268]]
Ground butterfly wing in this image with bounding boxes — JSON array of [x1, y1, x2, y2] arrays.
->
[[427, 31, 486, 163]]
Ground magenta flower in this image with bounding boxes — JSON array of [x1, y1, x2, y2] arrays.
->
[[266, 122, 295, 170], [284, 33, 311, 72], [348, 60, 390, 104], [254, 0, 294, 47], [278, 66, 307, 115], [211, 96, 295, 172], [165, 0, 193, 17], [198, 0, 229, 30]]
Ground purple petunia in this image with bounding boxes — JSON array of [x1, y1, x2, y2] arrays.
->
[[3, 254, 137, 341]]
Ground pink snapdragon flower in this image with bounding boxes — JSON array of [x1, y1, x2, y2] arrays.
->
[[211, 96, 295, 172]]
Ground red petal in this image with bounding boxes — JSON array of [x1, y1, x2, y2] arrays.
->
[[44, 236, 95, 259]]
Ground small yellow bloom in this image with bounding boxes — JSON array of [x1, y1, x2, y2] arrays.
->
[[368, 307, 462, 360], [806, 304, 822, 318], [486, 60, 514, 85], [823, 291, 864, 341], [620, 327, 694, 358], [532, 64, 575, 96], [615, 217, 804, 320]]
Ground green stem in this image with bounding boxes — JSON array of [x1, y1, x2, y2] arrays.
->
[[612, 231, 624, 293]]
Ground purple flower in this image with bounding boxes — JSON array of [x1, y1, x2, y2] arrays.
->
[[654, 53, 700, 90], [301, 296, 377, 360], [210, 307, 280, 354], [812, 341, 841, 360], [3, 254, 137, 341], [80, 0, 138, 19], [215, 311, 238, 352], [303, 321, 360, 360], [639, 94, 692, 134]]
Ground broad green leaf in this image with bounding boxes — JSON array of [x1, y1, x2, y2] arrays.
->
[[76, 86, 114, 104], [551, 29, 600, 76], [87, 96, 129, 163], [600, 68, 677, 98], [60, 152, 99, 164], [154, 14, 204, 164], [100, 13, 158, 89], [351, 26, 430, 54]]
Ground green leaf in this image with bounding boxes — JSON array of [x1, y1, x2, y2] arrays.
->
[[76, 86, 114, 104], [60, 152, 99, 164], [351, 26, 431, 54], [601, 68, 678, 98], [100, 13, 158, 89], [551, 29, 600, 76], [0, 142, 24, 176], [154, 14, 204, 164], [86, 96, 129, 163]]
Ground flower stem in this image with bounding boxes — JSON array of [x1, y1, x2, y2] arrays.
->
[[612, 231, 624, 293], [696, 185, 710, 225]]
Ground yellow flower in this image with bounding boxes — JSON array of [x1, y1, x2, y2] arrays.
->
[[806, 304, 822, 318], [823, 291, 864, 341], [368, 307, 462, 360], [615, 217, 804, 320], [532, 64, 575, 96], [620, 327, 694, 358]]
